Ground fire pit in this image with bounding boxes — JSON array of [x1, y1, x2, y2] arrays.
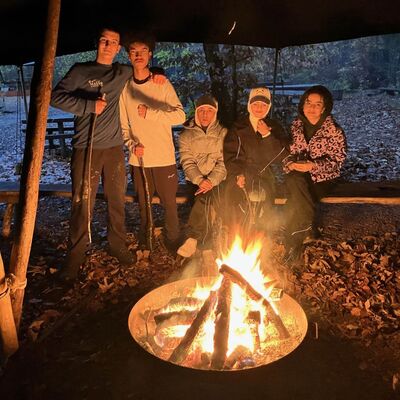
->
[[128, 236, 307, 371]]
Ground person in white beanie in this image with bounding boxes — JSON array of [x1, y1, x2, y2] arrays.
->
[[177, 94, 227, 258], [223, 87, 289, 231]]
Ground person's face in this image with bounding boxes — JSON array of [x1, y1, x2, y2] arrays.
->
[[250, 101, 268, 119], [197, 106, 216, 128], [97, 30, 121, 64], [129, 42, 152, 70], [303, 93, 325, 124]]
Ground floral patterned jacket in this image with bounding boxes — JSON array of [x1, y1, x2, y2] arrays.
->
[[283, 115, 347, 182]]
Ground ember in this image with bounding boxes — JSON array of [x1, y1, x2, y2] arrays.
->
[[129, 236, 307, 371]]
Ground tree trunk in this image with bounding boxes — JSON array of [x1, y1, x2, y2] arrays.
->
[[9, 0, 61, 330], [203, 43, 238, 127]]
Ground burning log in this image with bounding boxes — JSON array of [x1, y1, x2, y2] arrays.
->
[[247, 311, 261, 351], [154, 310, 198, 325], [220, 264, 290, 339], [211, 277, 232, 369], [224, 345, 252, 369], [158, 297, 203, 313], [168, 291, 217, 365]]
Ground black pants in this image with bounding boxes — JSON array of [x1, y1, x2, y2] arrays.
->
[[67, 146, 127, 266], [285, 171, 334, 247], [132, 164, 180, 245], [185, 183, 223, 248]]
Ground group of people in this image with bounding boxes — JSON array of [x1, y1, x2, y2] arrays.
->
[[51, 27, 347, 282]]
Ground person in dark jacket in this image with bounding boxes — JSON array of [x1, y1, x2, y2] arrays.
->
[[50, 27, 137, 281], [223, 87, 289, 233], [283, 85, 347, 262]]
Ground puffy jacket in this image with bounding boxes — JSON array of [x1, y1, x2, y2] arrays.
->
[[179, 118, 227, 186]]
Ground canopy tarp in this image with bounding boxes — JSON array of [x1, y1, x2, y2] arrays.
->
[[1, 0, 400, 65]]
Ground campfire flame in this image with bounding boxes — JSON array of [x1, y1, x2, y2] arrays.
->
[[215, 235, 274, 354], [129, 234, 308, 371]]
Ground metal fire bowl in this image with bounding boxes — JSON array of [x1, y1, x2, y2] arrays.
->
[[128, 277, 308, 371]]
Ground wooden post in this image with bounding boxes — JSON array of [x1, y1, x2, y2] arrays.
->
[[0, 253, 19, 357], [9, 0, 61, 330]]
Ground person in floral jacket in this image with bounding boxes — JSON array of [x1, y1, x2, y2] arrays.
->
[[283, 85, 347, 261]]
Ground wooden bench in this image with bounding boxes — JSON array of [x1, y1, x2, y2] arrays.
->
[[1, 181, 400, 237], [0, 182, 192, 237], [380, 87, 400, 96], [22, 117, 75, 157]]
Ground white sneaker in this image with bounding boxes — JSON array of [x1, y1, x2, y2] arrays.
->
[[177, 238, 198, 258]]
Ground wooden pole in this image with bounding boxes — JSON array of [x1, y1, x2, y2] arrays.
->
[[9, 0, 61, 330], [0, 253, 19, 357]]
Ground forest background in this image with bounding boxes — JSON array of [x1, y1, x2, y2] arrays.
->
[[0, 33, 399, 126]]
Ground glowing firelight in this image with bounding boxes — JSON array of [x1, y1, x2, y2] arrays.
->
[[215, 235, 277, 354], [128, 233, 308, 371]]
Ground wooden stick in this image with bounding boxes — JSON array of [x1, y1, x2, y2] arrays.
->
[[168, 291, 217, 364], [211, 277, 232, 369], [220, 264, 290, 339], [0, 252, 19, 357], [138, 155, 153, 251]]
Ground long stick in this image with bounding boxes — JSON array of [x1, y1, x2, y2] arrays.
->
[[138, 155, 153, 251], [81, 90, 105, 245], [220, 264, 290, 339], [81, 113, 97, 244]]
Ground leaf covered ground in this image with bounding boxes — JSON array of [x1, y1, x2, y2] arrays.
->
[[1, 199, 399, 399]]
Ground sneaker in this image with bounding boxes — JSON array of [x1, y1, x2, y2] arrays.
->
[[177, 238, 198, 258], [109, 247, 137, 266]]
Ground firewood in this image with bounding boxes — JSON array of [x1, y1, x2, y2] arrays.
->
[[158, 297, 203, 314], [211, 277, 232, 369], [154, 310, 198, 325], [224, 345, 252, 369], [168, 291, 217, 364], [247, 311, 261, 351], [220, 264, 290, 339]]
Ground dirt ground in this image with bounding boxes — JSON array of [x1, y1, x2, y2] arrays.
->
[[1, 198, 400, 400]]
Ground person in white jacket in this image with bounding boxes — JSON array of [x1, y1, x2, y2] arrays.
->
[[119, 32, 185, 253], [177, 95, 227, 258]]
